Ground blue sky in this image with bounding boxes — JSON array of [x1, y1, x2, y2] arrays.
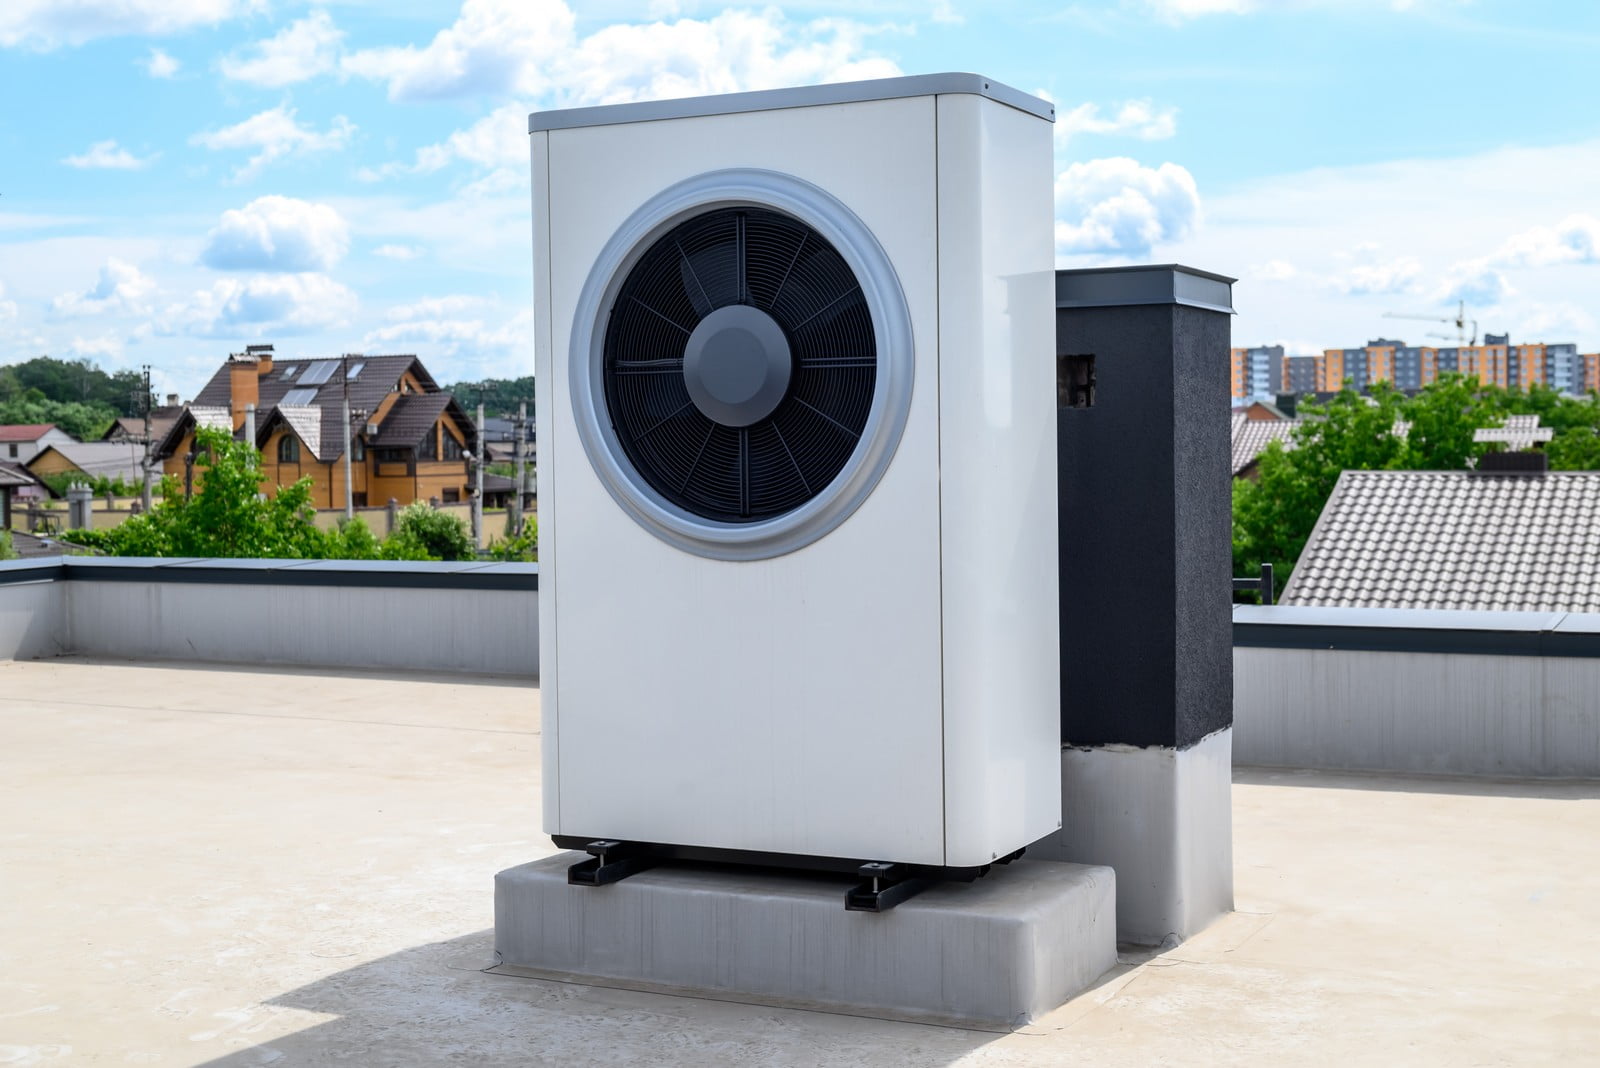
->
[[2, 0, 1597, 399]]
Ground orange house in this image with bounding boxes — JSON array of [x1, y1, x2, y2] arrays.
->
[[156, 347, 478, 509]]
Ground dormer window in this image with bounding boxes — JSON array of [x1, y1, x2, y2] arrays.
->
[[278, 435, 300, 463]]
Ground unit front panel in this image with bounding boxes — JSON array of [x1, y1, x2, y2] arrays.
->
[[544, 98, 947, 865]]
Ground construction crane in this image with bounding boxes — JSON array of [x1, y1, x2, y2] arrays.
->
[[1383, 300, 1477, 347]]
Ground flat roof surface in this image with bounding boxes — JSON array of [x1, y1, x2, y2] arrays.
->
[[3, 658, 1597, 1064]]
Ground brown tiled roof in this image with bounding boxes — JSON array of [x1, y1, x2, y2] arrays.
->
[[173, 354, 471, 462], [1280, 470, 1600, 612], [369, 392, 454, 448]]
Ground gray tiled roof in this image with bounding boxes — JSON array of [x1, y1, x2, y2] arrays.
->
[[1280, 470, 1600, 612], [0, 460, 38, 488], [1231, 414, 1299, 476]]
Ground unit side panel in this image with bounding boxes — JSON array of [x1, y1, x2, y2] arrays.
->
[[935, 95, 1062, 867], [531, 129, 560, 831], [546, 99, 947, 865]]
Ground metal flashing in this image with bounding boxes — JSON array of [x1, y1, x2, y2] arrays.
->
[[0, 556, 536, 591], [1055, 264, 1236, 315], [1233, 605, 1600, 659], [528, 73, 1054, 133]]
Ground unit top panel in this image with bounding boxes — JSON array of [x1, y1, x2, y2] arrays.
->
[[529, 73, 1054, 133]]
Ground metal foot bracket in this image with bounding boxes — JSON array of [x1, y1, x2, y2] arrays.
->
[[845, 862, 934, 912], [567, 840, 658, 886]]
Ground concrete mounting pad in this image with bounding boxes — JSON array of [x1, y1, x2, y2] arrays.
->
[[494, 852, 1117, 1029]]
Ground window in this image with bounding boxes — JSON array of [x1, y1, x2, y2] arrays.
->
[[346, 361, 365, 380], [442, 433, 464, 460], [6, 443, 15, 458], [278, 435, 300, 463], [442, 488, 460, 503], [351, 438, 365, 462], [418, 430, 438, 461], [352, 492, 367, 507], [376, 447, 409, 463]]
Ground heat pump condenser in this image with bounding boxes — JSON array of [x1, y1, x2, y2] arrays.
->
[[531, 74, 1061, 874]]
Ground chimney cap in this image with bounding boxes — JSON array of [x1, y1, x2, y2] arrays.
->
[[246, 343, 275, 354]]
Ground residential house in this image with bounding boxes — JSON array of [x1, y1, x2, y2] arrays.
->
[[155, 347, 478, 509], [101, 396, 185, 446], [1231, 410, 1299, 479], [0, 424, 75, 465], [1, 461, 40, 529], [26, 441, 148, 490]]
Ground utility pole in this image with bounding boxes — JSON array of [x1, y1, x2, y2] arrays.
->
[[511, 401, 527, 536], [140, 365, 153, 512], [341, 353, 354, 521], [472, 399, 486, 551]]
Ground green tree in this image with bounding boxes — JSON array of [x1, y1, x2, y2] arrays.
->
[[383, 501, 474, 561], [1398, 373, 1499, 470], [486, 517, 537, 561], [440, 375, 535, 418], [0, 529, 16, 562], [0, 394, 119, 440]]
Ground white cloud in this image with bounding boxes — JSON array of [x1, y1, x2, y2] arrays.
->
[[1140, 0, 1458, 20], [1056, 100, 1177, 144], [143, 47, 179, 78], [1338, 256, 1421, 295], [930, 0, 964, 25], [363, 309, 532, 375], [1487, 214, 1600, 269], [1252, 259, 1297, 281], [66, 333, 124, 359], [387, 295, 490, 321], [220, 9, 343, 87], [1435, 260, 1512, 307], [51, 258, 157, 317], [373, 244, 422, 261], [0, 280, 17, 322], [1518, 302, 1597, 340], [201, 196, 350, 273], [191, 105, 355, 183], [0, 0, 260, 50], [362, 6, 898, 183], [159, 273, 356, 337], [1054, 157, 1201, 258], [61, 139, 157, 170], [343, 0, 897, 105]]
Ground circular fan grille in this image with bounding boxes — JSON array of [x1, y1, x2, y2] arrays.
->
[[603, 207, 876, 523]]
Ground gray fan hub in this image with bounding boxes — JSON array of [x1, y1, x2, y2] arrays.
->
[[682, 304, 792, 428]]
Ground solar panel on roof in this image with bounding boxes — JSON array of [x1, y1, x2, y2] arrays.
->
[[299, 362, 337, 385], [282, 388, 319, 406], [346, 361, 365, 380]]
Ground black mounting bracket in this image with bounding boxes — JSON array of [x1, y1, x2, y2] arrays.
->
[[566, 839, 658, 887], [845, 862, 935, 912]]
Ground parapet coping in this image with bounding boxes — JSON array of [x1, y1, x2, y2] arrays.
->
[[0, 556, 538, 591], [1234, 604, 1600, 658]]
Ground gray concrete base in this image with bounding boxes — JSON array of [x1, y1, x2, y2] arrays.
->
[[1029, 727, 1234, 946], [494, 853, 1117, 1029]]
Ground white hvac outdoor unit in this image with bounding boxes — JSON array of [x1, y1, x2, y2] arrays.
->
[[531, 74, 1061, 889]]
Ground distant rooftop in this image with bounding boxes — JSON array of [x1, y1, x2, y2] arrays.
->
[[1282, 469, 1600, 612]]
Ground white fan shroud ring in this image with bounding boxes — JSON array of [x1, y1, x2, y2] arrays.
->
[[568, 168, 916, 561]]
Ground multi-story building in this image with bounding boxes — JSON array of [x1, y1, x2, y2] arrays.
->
[[1232, 334, 1600, 400], [1229, 344, 1285, 400]]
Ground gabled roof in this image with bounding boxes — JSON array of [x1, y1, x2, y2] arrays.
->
[[24, 442, 146, 483], [1281, 470, 1600, 612], [368, 392, 456, 448], [172, 354, 470, 464], [0, 424, 58, 442], [1232, 414, 1298, 476], [0, 460, 38, 489]]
